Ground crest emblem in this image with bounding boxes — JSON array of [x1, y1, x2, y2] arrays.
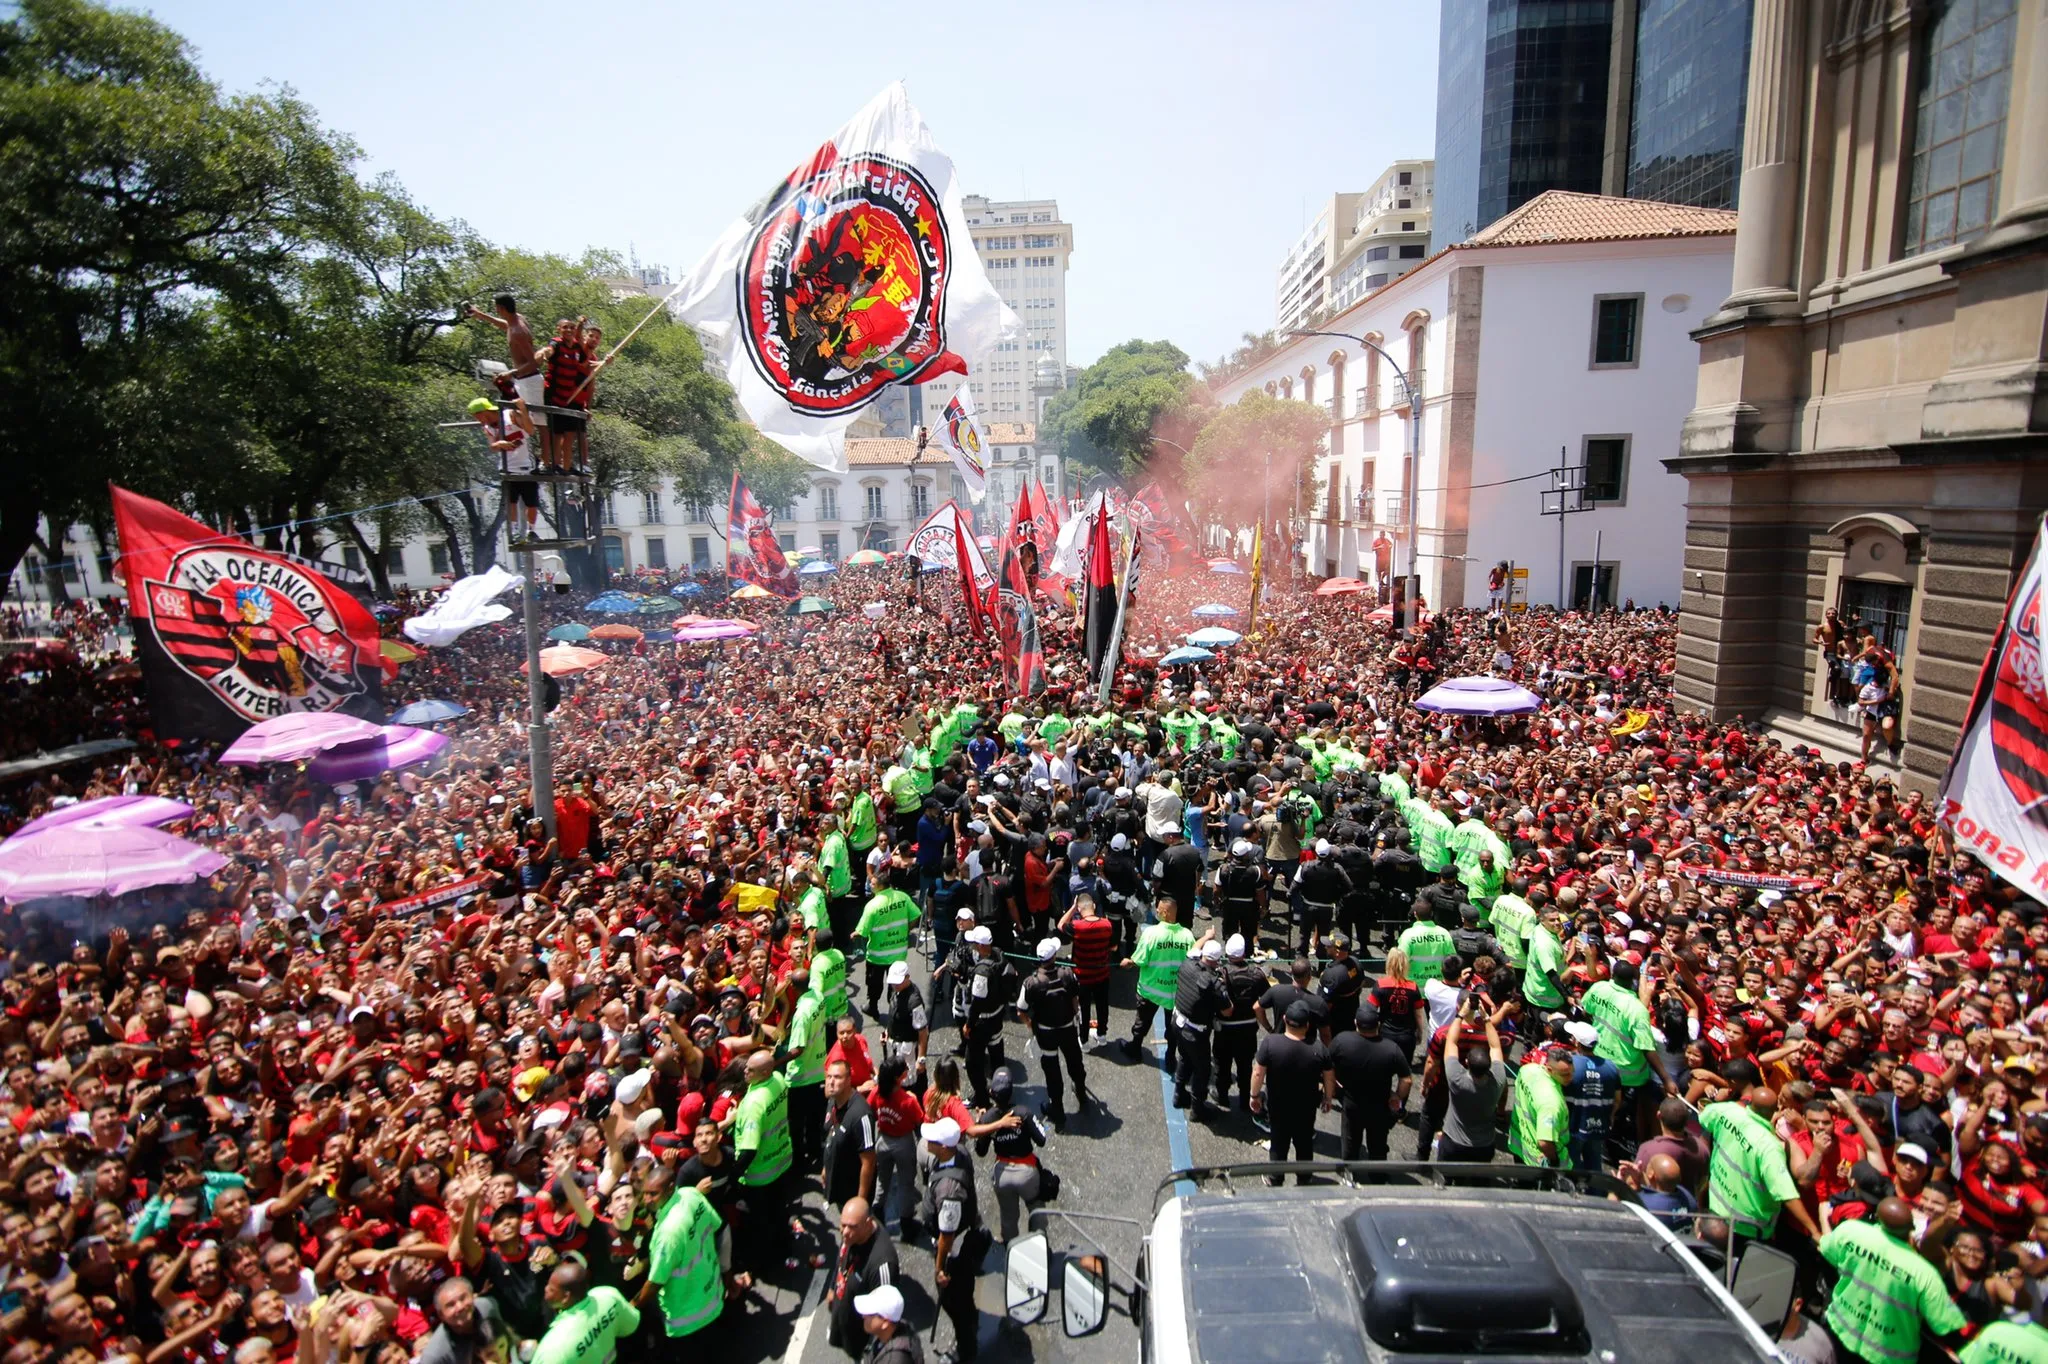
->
[[1992, 579, 2048, 823]]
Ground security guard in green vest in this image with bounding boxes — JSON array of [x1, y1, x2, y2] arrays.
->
[[1962, 1319, 2048, 1364], [781, 968, 829, 1172], [1121, 895, 1195, 1073], [1395, 903, 1457, 986], [732, 1051, 794, 1273], [1818, 1197, 1965, 1364], [639, 1165, 731, 1342], [854, 872, 920, 1014], [845, 788, 880, 897]]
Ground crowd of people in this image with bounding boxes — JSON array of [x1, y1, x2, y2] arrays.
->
[[1, 536, 2046, 1364]]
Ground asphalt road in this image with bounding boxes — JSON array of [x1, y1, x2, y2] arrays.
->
[[724, 907, 1476, 1364]]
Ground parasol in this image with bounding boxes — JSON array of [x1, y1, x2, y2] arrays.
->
[[305, 725, 453, 784], [14, 795, 194, 839], [0, 825, 228, 903], [1414, 676, 1544, 717], [218, 713, 385, 766]]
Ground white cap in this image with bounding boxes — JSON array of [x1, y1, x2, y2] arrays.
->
[[615, 1071, 653, 1105], [994, 774, 1012, 788], [1114, 786, 1133, 799], [1226, 934, 1247, 959], [531, 1107, 570, 1130], [1110, 833, 1130, 851], [853, 1284, 906, 1323], [1896, 1142, 1932, 1165], [955, 906, 977, 920], [965, 926, 993, 946], [1314, 839, 1332, 856], [885, 961, 910, 985], [1565, 1022, 1600, 1048], [1200, 940, 1223, 961], [920, 1116, 962, 1148], [348, 1004, 376, 1021], [1231, 839, 1256, 857], [1036, 937, 1061, 961]]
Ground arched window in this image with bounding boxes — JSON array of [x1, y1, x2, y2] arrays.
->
[[1328, 352, 1347, 423], [1280, 376, 1294, 399], [1400, 311, 1430, 407], [1299, 365, 1317, 408], [1361, 334, 1383, 416]]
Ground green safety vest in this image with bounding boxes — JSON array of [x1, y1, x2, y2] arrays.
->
[[1208, 719, 1241, 759], [1962, 1320, 2048, 1364], [1580, 979, 1657, 1087], [811, 948, 849, 1023], [649, 1187, 724, 1338], [1486, 895, 1534, 966], [1379, 772, 1410, 805], [820, 832, 852, 898], [530, 1286, 640, 1364], [1039, 713, 1072, 742], [855, 888, 918, 964], [1507, 1064, 1568, 1167], [1522, 923, 1565, 1008], [1820, 1218, 1966, 1364], [784, 990, 828, 1087], [847, 794, 879, 851], [1459, 861, 1504, 909], [1699, 1101, 1801, 1237], [1165, 712, 1202, 751], [929, 720, 956, 765], [795, 885, 829, 933], [1396, 922, 1456, 985], [883, 765, 920, 811], [733, 1073, 792, 1187], [1130, 922, 1194, 1007], [1414, 809, 1455, 873], [999, 711, 1028, 744]]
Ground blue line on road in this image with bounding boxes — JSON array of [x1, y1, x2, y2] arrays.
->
[[1152, 1012, 1196, 1197]]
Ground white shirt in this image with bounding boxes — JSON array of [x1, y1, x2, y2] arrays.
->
[[1138, 781, 1183, 842]]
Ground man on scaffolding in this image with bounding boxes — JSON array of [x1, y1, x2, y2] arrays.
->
[[469, 395, 540, 546]]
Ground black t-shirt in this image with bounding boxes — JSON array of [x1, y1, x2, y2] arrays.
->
[[1158, 843, 1203, 907], [1256, 1032, 1331, 1114], [678, 1145, 742, 1221], [823, 1093, 877, 1206], [1258, 982, 1328, 1031], [476, 1248, 545, 1339], [1330, 1032, 1411, 1108]]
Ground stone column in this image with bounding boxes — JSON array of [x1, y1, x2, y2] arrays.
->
[[1724, 0, 1808, 308], [1989, 0, 2048, 234]]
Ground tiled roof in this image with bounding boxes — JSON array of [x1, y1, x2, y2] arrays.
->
[[844, 439, 922, 468], [987, 422, 1036, 444], [1462, 191, 1737, 248]]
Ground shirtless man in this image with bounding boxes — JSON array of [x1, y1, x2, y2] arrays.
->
[[466, 294, 548, 436]]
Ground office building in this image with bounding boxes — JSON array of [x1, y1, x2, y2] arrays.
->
[[1433, 0, 1755, 251], [1669, 0, 2047, 789], [1328, 162, 1435, 315], [920, 195, 1073, 429]]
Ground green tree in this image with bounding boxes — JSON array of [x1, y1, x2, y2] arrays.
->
[[1186, 390, 1328, 537], [0, 0, 355, 581], [1040, 340, 1209, 483]]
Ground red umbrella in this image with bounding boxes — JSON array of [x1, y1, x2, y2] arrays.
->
[[1315, 578, 1368, 597], [528, 645, 607, 676]]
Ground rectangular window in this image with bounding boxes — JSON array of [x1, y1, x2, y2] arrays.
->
[[1399, 243, 1426, 258], [1398, 171, 1412, 186], [690, 536, 712, 570], [642, 489, 661, 523], [1400, 221, 1415, 231], [428, 543, 451, 575], [1366, 273, 1389, 289], [822, 532, 840, 561], [601, 535, 625, 573], [779, 533, 796, 553], [1840, 578, 1914, 657], [1571, 562, 1619, 611], [1397, 199, 1411, 209], [909, 483, 930, 518], [342, 546, 362, 572], [1904, 0, 2018, 255], [1366, 245, 1390, 261], [819, 486, 838, 520], [644, 536, 667, 569], [599, 493, 618, 525], [1582, 436, 1630, 505], [383, 546, 406, 574], [1359, 460, 1376, 520], [865, 486, 885, 520], [1590, 294, 1643, 368]]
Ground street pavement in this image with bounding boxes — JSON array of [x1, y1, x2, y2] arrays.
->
[[731, 906, 1465, 1364]]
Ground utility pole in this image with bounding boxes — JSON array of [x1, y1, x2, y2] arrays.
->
[[1538, 451, 1597, 610]]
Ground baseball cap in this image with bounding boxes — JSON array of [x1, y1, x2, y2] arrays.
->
[[466, 397, 496, 415], [885, 961, 910, 985], [965, 926, 993, 946], [955, 906, 977, 921], [1036, 937, 1060, 961], [1231, 839, 1255, 858], [1354, 1002, 1381, 1028], [1314, 839, 1332, 856], [853, 1284, 906, 1324], [919, 1117, 962, 1148], [1895, 1142, 1931, 1166], [1565, 1021, 1600, 1048], [614, 1071, 652, 1105], [1200, 940, 1223, 961], [1110, 833, 1130, 851], [1285, 1000, 1314, 1027], [1225, 934, 1247, 959]]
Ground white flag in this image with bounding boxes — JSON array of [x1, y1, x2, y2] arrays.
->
[[935, 384, 989, 501], [402, 565, 519, 648], [671, 83, 1017, 472]]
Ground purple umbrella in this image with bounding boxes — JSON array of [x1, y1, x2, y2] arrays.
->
[[1414, 675, 1544, 717], [673, 622, 756, 643], [304, 725, 451, 784], [0, 825, 227, 903], [219, 713, 385, 766], [14, 795, 194, 838]]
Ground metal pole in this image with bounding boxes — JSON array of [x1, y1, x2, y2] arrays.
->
[[1556, 449, 1568, 610], [1406, 387, 1421, 626], [1593, 527, 1604, 612], [522, 546, 557, 841], [1263, 452, 1271, 570]]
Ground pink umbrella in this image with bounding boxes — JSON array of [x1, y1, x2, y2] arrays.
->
[[674, 621, 757, 643], [15, 795, 194, 838], [0, 825, 227, 903], [305, 725, 452, 784], [218, 713, 384, 766]]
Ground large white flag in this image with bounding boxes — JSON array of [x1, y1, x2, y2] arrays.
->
[[935, 384, 990, 501], [671, 83, 1017, 472], [1939, 513, 2048, 897], [402, 565, 519, 648]]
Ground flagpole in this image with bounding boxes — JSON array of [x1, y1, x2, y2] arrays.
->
[[562, 281, 686, 407], [1096, 516, 1138, 707]]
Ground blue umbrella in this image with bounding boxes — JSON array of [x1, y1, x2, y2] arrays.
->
[[669, 581, 705, 598], [585, 591, 641, 613], [547, 622, 592, 642], [1192, 603, 1240, 618], [392, 699, 469, 725], [799, 560, 837, 576], [1187, 627, 1243, 647], [1159, 646, 1215, 666], [1208, 562, 1247, 576]]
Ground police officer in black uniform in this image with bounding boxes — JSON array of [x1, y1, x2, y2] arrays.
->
[[1372, 830, 1425, 947], [1415, 864, 1466, 931], [1318, 933, 1365, 1034], [881, 961, 929, 1086], [1017, 936, 1089, 1127], [1099, 832, 1146, 955], [1451, 904, 1502, 967], [1213, 934, 1268, 1110], [1171, 938, 1229, 1117], [918, 1117, 988, 1361], [931, 907, 978, 1039], [1293, 839, 1353, 958], [1214, 839, 1266, 952], [960, 927, 1016, 1108], [1330, 831, 1377, 950]]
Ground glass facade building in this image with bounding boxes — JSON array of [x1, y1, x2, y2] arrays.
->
[[1625, 0, 1753, 209], [1432, 0, 1617, 250]]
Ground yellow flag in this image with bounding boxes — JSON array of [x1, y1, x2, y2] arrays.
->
[[1245, 522, 1264, 637]]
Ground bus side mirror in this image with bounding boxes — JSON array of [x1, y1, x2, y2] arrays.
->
[[1005, 1233, 1048, 1325], [1730, 1242, 1798, 1333], [1062, 1254, 1108, 1337]]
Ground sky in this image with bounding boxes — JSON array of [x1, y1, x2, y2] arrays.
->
[[139, 0, 1442, 373]]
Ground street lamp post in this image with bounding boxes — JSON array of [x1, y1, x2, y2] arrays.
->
[[1287, 328, 1422, 625]]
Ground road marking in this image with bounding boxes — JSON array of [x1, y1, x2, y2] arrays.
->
[[1152, 1012, 1196, 1196]]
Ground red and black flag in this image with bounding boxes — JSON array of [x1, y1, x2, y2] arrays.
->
[[1082, 503, 1118, 685], [112, 485, 383, 743], [726, 471, 800, 598], [995, 489, 1046, 699]]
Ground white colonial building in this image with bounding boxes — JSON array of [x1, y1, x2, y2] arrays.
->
[[1215, 191, 1736, 612]]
